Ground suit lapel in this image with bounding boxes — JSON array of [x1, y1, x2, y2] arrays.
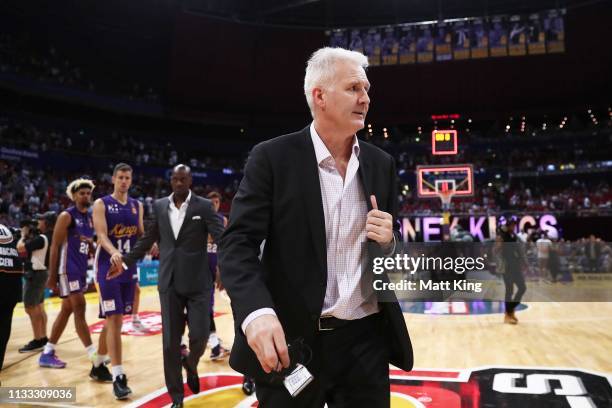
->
[[160, 197, 175, 241], [358, 146, 373, 211], [298, 128, 327, 276]]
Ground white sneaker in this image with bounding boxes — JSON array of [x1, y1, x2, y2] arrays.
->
[[132, 320, 148, 332]]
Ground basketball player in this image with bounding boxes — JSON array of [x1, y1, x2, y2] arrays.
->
[[93, 163, 144, 399], [205, 191, 230, 360], [40, 178, 112, 382]]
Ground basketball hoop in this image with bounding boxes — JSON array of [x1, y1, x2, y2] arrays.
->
[[436, 180, 455, 211], [438, 190, 455, 211]]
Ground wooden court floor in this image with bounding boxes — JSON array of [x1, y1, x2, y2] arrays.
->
[[2, 285, 611, 407]]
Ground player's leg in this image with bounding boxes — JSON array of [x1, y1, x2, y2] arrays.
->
[[89, 324, 112, 382], [41, 302, 48, 338], [67, 276, 112, 382], [131, 283, 147, 331], [67, 292, 96, 358], [98, 275, 132, 398], [208, 269, 229, 361], [106, 314, 123, 368], [39, 298, 72, 368], [97, 324, 109, 359], [107, 280, 137, 399]]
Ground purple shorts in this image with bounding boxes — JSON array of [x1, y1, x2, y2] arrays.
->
[[97, 278, 136, 318], [58, 272, 87, 298]]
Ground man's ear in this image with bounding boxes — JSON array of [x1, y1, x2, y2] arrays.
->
[[313, 87, 325, 110]]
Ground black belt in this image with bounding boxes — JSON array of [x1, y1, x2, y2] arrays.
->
[[317, 312, 380, 331]]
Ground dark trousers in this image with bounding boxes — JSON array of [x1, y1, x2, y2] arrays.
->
[[159, 287, 211, 403], [504, 265, 526, 314], [255, 313, 390, 408], [0, 301, 18, 370]]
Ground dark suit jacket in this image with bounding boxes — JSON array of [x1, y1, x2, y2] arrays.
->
[[124, 193, 224, 295], [219, 126, 413, 379]]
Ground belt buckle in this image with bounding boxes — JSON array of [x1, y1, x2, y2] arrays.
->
[[318, 316, 334, 331]]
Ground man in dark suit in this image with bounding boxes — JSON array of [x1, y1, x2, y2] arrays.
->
[[219, 47, 412, 407], [120, 164, 224, 407]]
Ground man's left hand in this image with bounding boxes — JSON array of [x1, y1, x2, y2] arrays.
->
[[366, 195, 393, 247]]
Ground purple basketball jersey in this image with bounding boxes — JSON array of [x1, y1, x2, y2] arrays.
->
[[60, 206, 93, 277], [95, 195, 139, 283]]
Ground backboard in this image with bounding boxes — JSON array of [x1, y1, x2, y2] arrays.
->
[[416, 164, 474, 198]]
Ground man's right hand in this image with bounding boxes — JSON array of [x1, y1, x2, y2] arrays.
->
[[110, 251, 123, 268], [245, 314, 290, 374], [106, 257, 124, 280]]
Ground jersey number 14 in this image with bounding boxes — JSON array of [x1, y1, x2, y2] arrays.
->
[[116, 239, 131, 254]]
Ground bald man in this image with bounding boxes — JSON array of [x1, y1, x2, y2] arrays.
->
[[120, 164, 224, 407]]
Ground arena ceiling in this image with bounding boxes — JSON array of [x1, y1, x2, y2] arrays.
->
[[181, 0, 594, 29]]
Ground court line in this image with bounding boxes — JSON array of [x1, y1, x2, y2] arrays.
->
[[125, 373, 244, 408]]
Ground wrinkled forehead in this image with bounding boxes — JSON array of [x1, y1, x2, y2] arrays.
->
[[332, 60, 369, 86]]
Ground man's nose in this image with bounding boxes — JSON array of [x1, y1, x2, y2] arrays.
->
[[359, 91, 370, 105]]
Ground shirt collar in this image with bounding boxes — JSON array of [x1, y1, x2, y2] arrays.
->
[[309, 122, 360, 166], [168, 190, 192, 208]]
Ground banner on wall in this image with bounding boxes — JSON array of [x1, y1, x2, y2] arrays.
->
[[470, 18, 489, 59], [416, 24, 435, 63], [381, 26, 399, 65], [508, 14, 528, 56], [328, 8, 565, 65], [452, 20, 471, 60], [435, 22, 453, 61], [398, 25, 416, 64], [544, 9, 565, 53], [527, 13, 547, 55], [489, 15, 508, 57]]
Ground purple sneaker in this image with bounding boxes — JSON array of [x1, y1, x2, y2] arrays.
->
[[39, 351, 67, 368]]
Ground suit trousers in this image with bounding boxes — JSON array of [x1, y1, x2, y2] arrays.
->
[[503, 264, 526, 314], [159, 286, 211, 403], [255, 312, 390, 408]]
